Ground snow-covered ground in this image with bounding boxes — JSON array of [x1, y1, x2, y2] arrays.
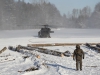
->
[[0, 28, 100, 75]]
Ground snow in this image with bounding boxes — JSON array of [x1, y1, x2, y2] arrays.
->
[[0, 28, 100, 75]]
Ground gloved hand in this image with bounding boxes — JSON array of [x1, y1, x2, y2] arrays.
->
[[83, 57, 84, 59]]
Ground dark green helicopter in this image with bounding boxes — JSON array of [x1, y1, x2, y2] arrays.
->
[[38, 25, 54, 38]]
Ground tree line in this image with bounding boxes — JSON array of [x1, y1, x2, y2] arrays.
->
[[0, 0, 100, 30]]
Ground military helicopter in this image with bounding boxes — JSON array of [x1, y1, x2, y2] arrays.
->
[[38, 24, 54, 38]]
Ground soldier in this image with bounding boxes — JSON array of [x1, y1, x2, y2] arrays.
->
[[73, 44, 84, 71]]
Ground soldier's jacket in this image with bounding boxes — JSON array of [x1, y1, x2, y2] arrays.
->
[[73, 48, 84, 61]]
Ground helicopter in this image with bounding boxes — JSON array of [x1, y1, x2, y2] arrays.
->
[[38, 25, 54, 38]]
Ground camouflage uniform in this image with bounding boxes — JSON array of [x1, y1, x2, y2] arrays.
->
[[73, 44, 84, 71]]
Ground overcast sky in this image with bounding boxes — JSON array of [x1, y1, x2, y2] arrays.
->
[[24, 0, 100, 15]]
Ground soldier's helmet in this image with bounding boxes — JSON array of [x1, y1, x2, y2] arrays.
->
[[76, 44, 80, 49]]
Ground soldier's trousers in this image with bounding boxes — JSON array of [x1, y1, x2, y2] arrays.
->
[[76, 60, 82, 70]]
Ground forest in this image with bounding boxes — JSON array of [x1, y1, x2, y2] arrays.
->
[[0, 0, 100, 30]]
